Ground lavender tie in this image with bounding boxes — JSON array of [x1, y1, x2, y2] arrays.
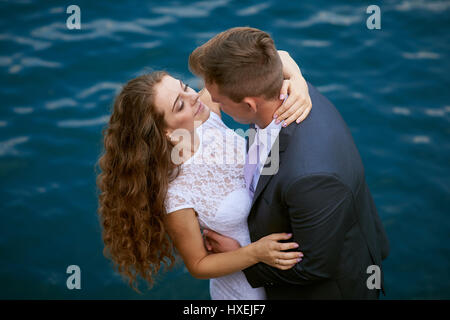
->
[[244, 138, 260, 198]]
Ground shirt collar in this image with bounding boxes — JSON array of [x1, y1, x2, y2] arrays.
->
[[255, 118, 282, 130], [255, 119, 282, 148]]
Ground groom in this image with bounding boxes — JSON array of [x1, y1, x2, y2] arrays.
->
[[189, 27, 390, 299]]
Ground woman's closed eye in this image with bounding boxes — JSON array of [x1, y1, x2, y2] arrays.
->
[[178, 83, 189, 111]]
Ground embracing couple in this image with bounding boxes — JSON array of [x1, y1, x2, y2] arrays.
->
[[97, 27, 389, 300]]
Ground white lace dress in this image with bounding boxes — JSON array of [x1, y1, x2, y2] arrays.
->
[[164, 110, 266, 300]]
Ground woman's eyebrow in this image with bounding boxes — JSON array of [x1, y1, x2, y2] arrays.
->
[[172, 80, 184, 112]]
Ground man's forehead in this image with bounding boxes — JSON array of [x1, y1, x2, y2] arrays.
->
[[206, 82, 223, 99], [205, 81, 216, 91]]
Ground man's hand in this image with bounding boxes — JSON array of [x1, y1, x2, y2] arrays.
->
[[203, 229, 241, 253]]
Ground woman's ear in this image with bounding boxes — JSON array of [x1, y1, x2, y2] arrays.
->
[[165, 129, 173, 141], [242, 97, 258, 113]]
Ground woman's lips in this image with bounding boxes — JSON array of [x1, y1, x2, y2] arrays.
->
[[194, 101, 204, 116]]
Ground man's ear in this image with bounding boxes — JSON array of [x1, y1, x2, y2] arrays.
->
[[242, 97, 258, 113]]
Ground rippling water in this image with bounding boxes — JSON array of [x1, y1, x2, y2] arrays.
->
[[0, 0, 449, 299]]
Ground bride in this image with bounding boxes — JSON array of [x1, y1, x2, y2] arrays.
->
[[97, 50, 311, 299]]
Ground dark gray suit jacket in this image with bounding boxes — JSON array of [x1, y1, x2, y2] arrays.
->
[[242, 82, 390, 299]]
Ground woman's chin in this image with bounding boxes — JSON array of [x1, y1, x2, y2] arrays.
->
[[203, 106, 211, 116], [195, 105, 210, 120], [193, 107, 210, 128]]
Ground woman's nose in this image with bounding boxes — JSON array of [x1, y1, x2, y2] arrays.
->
[[183, 91, 199, 106]]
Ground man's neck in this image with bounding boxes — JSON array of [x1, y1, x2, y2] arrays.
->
[[254, 99, 283, 129]]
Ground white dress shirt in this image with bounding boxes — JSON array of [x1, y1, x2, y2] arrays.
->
[[248, 119, 283, 195]]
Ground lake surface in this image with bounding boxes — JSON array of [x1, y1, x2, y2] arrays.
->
[[0, 0, 449, 299]]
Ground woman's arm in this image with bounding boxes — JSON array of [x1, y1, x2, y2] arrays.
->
[[198, 87, 221, 118], [279, 50, 302, 80], [275, 50, 312, 126], [164, 208, 302, 279]]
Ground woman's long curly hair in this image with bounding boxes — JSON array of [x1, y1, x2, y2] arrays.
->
[[96, 71, 179, 293]]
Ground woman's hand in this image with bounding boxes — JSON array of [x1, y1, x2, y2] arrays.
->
[[276, 50, 312, 127], [252, 233, 303, 270], [274, 77, 312, 127]]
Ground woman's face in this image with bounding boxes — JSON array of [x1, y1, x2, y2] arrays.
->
[[154, 75, 210, 136]]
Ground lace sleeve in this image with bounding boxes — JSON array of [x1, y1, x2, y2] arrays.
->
[[165, 185, 195, 214]]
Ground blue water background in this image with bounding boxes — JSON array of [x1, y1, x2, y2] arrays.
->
[[0, 0, 449, 299]]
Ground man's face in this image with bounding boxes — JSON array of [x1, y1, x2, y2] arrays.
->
[[205, 82, 254, 124]]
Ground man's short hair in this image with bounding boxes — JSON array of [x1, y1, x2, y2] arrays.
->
[[189, 27, 283, 103]]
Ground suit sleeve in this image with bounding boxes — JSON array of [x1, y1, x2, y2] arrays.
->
[[243, 174, 356, 288], [366, 183, 390, 261]]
